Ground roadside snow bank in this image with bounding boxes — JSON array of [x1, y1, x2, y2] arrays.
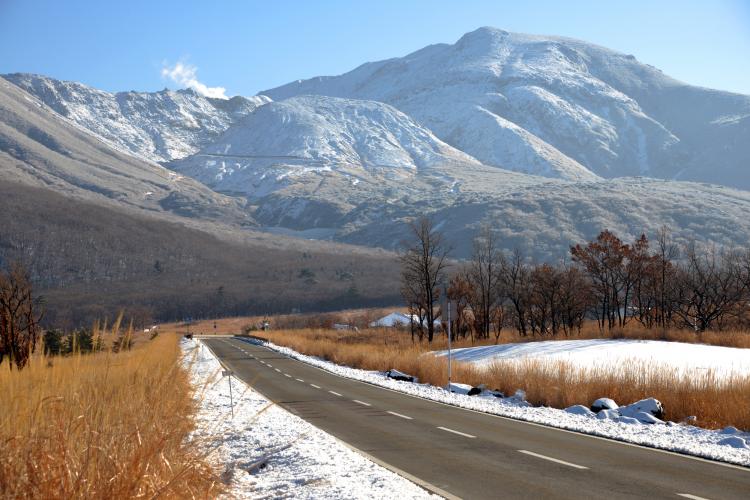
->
[[237, 337, 750, 467], [434, 339, 750, 380], [182, 339, 435, 499]]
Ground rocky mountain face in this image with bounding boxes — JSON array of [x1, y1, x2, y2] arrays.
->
[[264, 27, 750, 188], [3, 27, 750, 261], [4, 72, 270, 163], [0, 78, 403, 325], [168, 94, 486, 195], [0, 76, 251, 223]]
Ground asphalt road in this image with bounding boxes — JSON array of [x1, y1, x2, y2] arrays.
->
[[203, 337, 750, 500]]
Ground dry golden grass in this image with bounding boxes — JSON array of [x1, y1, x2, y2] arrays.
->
[[0, 333, 221, 499], [250, 328, 750, 431], [162, 307, 750, 350], [159, 306, 406, 337]]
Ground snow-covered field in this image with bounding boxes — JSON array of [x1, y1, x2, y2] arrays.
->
[[234, 337, 750, 467], [181, 338, 435, 499], [434, 339, 750, 381]]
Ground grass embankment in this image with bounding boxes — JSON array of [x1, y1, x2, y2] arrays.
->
[[250, 328, 750, 431], [0, 333, 221, 499]]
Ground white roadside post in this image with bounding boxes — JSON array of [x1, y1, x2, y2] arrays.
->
[[222, 369, 234, 418]]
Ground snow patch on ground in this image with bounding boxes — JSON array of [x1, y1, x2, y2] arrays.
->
[[182, 338, 435, 499], [434, 339, 750, 381], [237, 337, 750, 467]]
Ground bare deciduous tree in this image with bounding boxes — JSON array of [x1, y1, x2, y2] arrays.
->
[[558, 264, 590, 335], [447, 227, 750, 339], [499, 249, 531, 337], [466, 227, 503, 339], [400, 217, 451, 343], [0, 262, 43, 370], [447, 272, 474, 341], [655, 226, 679, 328], [673, 245, 749, 331]]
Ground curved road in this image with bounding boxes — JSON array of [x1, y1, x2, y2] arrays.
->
[[203, 337, 750, 500]]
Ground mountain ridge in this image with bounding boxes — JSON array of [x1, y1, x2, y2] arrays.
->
[[4, 72, 271, 163], [263, 26, 750, 188], [3, 27, 750, 262]]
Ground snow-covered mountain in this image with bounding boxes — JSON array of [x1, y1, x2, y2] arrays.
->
[[168, 95, 493, 197], [0, 76, 251, 223], [264, 27, 750, 188], [3, 28, 750, 260], [4, 73, 270, 163]]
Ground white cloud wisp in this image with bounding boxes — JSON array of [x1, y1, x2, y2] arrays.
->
[[160, 61, 228, 99]]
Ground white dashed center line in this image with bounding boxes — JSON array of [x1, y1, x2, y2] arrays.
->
[[676, 494, 711, 500], [275, 368, 281, 373], [284, 373, 292, 378], [310, 384, 321, 389], [387, 411, 413, 420], [329, 391, 342, 396], [295, 378, 305, 383], [437, 426, 476, 439], [517, 450, 588, 470], [353, 400, 371, 407]]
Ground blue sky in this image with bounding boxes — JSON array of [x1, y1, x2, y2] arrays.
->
[[1, 0, 748, 96]]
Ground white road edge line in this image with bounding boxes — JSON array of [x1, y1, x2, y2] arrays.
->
[[310, 384, 321, 389], [353, 400, 371, 407], [437, 426, 476, 438], [518, 450, 588, 470], [329, 391, 342, 396], [387, 411, 413, 420], [676, 494, 711, 500]]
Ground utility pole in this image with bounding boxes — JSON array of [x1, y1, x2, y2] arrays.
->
[[442, 284, 453, 392], [447, 297, 452, 391]]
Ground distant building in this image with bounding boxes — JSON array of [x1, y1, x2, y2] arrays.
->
[[369, 312, 412, 328]]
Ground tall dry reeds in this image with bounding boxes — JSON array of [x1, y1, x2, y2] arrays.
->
[[0, 333, 221, 499]]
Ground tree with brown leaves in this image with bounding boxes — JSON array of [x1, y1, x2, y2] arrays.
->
[[447, 272, 474, 341], [570, 230, 631, 329]]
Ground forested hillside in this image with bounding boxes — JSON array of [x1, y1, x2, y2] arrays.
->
[[0, 181, 400, 327]]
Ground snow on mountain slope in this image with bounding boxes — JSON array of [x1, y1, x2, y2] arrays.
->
[[0, 76, 250, 222], [4, 73, 270, 163], [263, 27, 748, 188], [168, 94, 493, 197], [3, 28, 750, 262], [334, 176, 750, 259]]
